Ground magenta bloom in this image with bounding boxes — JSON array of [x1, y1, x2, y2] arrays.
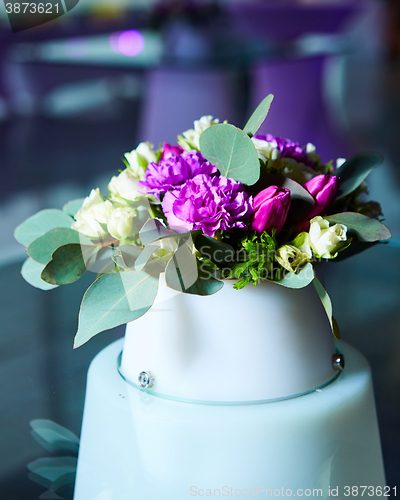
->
[[162, 174, 253, 237], [161, 142, 184, 160], [304, 174, 339, 220], [251, 185, 291, 235], [139, 150, 217, 196], [254, 134, 315, 168]]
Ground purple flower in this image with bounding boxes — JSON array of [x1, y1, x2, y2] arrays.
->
[[139, 150, 218, 196], [254, 134, 315, 168], [251, 185, 291, 235], [161, 142, 184, 160], [304, 174, 339, 220], [162, 174, 253, 237]]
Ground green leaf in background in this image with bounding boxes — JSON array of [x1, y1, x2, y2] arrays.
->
[[113, 245, 142, 270], [62, 199, 84, 218], [274, 262, 315, 289], [21, 258, 58, 291], [74, 270, 160, 347], [324, 212, 391, 242], [243, 94, 274, 136], [27, 457, 77, 484], [313, 277, 341, 340], [14, 209, 73, 247], [27, 228, 91, 265], [195, 234, 235, 266], [199, 123, 260, 185], [184, 264, 224, 295], [334, 152, 383, 200], [41, 244, 98, 285], [330, 240, 383, 262], [30, 420, 79, 455]]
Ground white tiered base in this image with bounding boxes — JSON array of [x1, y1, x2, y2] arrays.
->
[[74, 340, 385, 500]]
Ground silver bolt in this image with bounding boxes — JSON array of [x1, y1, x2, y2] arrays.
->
[[138, 371, 155, 389], [332, 353, 345, 371]]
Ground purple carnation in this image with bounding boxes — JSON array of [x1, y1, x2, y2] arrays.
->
[[162, 174, 253, 237], [254, 134, 315, 168], [139, 150, 217, 196]]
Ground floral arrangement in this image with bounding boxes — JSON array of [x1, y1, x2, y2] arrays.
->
[[15, 95, 390, 348]]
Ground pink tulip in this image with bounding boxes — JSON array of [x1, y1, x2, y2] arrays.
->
[[304, 175, 339, 220], [251, 185, 291, 235]]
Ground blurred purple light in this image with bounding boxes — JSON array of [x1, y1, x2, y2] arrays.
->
[[109, 30, 145, 57]]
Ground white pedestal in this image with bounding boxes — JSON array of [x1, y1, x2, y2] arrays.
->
[[74, 340, 385, 500]]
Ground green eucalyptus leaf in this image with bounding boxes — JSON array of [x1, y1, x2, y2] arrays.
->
[[27, 228, 91, 265], [51, 472, 76, 494], [74, 270, 159, 347], [243, 94, 274, 136], [41, 244, 98, 285], [313, 278, 341, 340], [330, 240, 383, 262], [135, 244, 159, 271], [195, 234, 235, 266], [39, 489, 63, 499], [185, 264, 224, 295], [199, 123, 260, 185], [274, 262, 314, 289], [15, 209, 73, 247], [114, 245, 142, 270], [139, 218, 174, 245], [21, 258, 58, 291], [62, 199, 84, 218], [165, 239, 198, 292], [30, 420, 79, 454], [335, 152, 383, 200], [324, 212, 391, 242]]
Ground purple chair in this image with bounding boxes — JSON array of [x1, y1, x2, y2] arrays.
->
[[138, 67, 239, 145], [248, 55, 354, 162]]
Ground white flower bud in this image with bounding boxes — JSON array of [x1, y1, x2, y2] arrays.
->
[[251, 137, 279, 161], [108, 169, 141, 204], [124, 142, 156, 179], [107, 207, 137, 241], [180, 115, 220, 150], [72, 188, 113, 239], [309, 216, 348, 259]]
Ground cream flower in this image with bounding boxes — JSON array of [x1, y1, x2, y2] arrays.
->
[[276, 232, 312, 272], [251, 137, 280, 161], [309, 216, 348, 259], [107, 207, 137, 241], [72, 188, 113, 240], [108, 169, 141, 205], [179, 115, 220, 150], [124, 142, 156, 180]]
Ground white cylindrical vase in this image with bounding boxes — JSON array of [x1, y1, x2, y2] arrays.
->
[[120, 275, 336, 401]]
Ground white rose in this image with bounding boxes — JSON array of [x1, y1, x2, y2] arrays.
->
[[309, 216, 348, 259], [179, 115, 220, 150], [124, 141, 156, 179], [251, 137, 280, 161], [72, 188, 113, 240], [108, 169, 141, 204], [107, 207, 137, 241]]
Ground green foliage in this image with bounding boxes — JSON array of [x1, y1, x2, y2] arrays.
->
[[243, 94, 274, 137], [313, 278, 340, 340], [14, 209, 73, 247], [335, 152, 383, 200], [195, 234, 235, 266], [223, 231, 277, 289], [21, 257, 58, 290], [62, 199, 83, 218], [273, 262, 315, 289], [199, 123, 260, 185], [41, 244, 98, 285], [30, 420, 79, 454], [27, 228, 90, 265], [74, 270, 160, 347], [324, 212, 391, 242]]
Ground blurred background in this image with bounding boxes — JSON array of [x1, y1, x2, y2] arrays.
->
[[0, 0, 399, 498]]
